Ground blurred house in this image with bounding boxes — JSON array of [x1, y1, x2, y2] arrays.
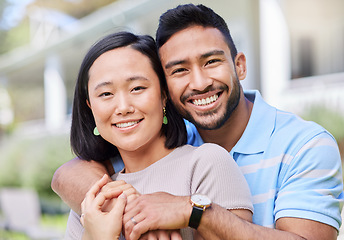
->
[[0, 0, 343, 134]]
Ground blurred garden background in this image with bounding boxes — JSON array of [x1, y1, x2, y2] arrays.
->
[[0, 0, 343, 239]]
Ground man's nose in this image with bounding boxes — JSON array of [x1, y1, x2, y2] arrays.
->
[[189, 68, 213, 91]]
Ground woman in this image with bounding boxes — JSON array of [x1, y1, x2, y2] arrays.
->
[[64, 31, 253, 240]]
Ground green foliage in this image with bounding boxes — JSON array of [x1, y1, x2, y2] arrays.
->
[[301, 106, 344, 141], [0, 133, 75, 198], [29, 0, 117, 19], [0, 214, 68, 239], [40, 213, 69, 231], [0, 18, 30, 54], [0, 230, 29, 240], [302, 105, 344, 161]]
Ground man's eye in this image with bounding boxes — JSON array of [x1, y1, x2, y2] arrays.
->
[[171, 68, 186, 75], [206, 59, 221, 65]]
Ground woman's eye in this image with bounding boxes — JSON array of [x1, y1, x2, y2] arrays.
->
[[99, 92, 112, 97], [131, 86, 146, 92]]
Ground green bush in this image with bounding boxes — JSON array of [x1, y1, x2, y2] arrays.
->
[[302, 105, 344, 161], [0, 133, 75, 198], [302, 106, 344, 140]]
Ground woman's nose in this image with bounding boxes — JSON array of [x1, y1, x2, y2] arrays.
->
[[114, 93, 134, 115]]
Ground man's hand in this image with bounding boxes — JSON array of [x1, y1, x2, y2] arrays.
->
[[123, 192, 191, 240]]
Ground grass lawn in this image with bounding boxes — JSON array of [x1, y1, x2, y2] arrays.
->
[[0, 213, 68, 240]]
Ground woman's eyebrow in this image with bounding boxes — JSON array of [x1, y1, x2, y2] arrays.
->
[[127, 76, 149, 82], [94, 81, 112, 91], [93, 76, 149, 91]]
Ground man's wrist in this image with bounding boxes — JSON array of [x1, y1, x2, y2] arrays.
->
[[182, 196, 193, 228], [188, 194, 212, 229]]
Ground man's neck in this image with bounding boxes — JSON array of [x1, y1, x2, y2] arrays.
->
[[197, 94, 253, 152]]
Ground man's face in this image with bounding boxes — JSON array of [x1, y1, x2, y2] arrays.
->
[[159, 26, 241, 130]]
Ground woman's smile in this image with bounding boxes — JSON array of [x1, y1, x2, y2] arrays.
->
[[113, 119, 143, 129]]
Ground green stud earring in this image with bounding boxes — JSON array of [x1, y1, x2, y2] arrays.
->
[[93, 126, 100, 136], [163, 107, 168, 125]]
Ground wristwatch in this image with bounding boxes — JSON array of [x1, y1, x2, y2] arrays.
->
[[188, 194, 212, 229]]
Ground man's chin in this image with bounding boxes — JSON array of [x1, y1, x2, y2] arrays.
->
[[189, 116, 226, 130]]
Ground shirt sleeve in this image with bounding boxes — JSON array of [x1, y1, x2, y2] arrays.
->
[[275, 132, 343, 230], [185, 119, 204, 147], [64, 210, 84, 240], [189, 143, 253, 212]]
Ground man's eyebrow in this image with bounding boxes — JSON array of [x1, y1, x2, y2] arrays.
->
[[200, 50, 225, 59], [164, 50, 225, 69], [165, 60, 187, 69]]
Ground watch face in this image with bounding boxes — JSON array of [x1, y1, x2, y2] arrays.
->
[[191, 194, 212, 207]]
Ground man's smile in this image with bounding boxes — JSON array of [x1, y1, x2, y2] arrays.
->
[[191, 93, 219, 106]]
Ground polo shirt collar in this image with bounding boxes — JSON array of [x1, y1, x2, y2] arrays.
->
[[230, 90, 276, 155]]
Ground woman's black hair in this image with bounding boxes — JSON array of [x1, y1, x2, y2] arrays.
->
[[71, 31, 186, 162], [156, 4, 238, 61]]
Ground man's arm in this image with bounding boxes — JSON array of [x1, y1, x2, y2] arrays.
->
[[51, 158, 110, 215], [123, 193, 338, 240], [199, 203, 337, 240]]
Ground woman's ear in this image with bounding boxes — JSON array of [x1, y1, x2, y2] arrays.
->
[[234, 52, 247, 81], [162, 92, 168, 107], [86, 99, 91, 109]]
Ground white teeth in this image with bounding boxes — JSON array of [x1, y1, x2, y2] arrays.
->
[[115, 121, 139, 128], [192, 94, 218, 106]]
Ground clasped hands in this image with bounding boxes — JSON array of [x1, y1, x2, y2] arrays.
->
[[80, 175, 190, 240]]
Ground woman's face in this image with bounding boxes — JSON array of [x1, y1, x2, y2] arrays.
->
[[87, 46, 166, 153]]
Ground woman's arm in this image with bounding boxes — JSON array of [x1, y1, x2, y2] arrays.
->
[[51, 158, 110, 214]]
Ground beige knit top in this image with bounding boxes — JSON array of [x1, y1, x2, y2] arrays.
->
[[65, 143, 253, 239]]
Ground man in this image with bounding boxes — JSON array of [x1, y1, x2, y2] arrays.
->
[[52, 4, 343, 240]]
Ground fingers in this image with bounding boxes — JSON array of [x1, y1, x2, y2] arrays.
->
[[138, 230, 181, 240], [170, 230, 183, 240], [126, 216, 157, 240], [109, 192, 127, 219], [81, 174, 109, 216], [88, 174, 109, 196], [101, 180, 127, 191], [101, 180, 140, 201]]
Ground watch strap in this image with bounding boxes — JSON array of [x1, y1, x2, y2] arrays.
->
[[188, 205, 204, 229]]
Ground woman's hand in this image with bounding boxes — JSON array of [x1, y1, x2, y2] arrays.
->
[[80, 174, 127, 240], [100, 179, 140, 212]]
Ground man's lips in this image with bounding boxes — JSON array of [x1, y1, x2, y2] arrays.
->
[[186, 91, 222, 107], [191, 94, 219, 106]]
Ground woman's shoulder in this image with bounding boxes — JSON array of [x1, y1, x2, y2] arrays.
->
[[177, 143, 233, 166], [193, 143, 230, 157], [179, 142, 228, 152], [197, 142, 228, 151]]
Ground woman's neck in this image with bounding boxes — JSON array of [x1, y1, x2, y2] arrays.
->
[[118, 137, 174, 173]]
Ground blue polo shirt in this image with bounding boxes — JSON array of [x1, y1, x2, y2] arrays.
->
[[112, 90, 343, 230], [186, 90, 343, 230]]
